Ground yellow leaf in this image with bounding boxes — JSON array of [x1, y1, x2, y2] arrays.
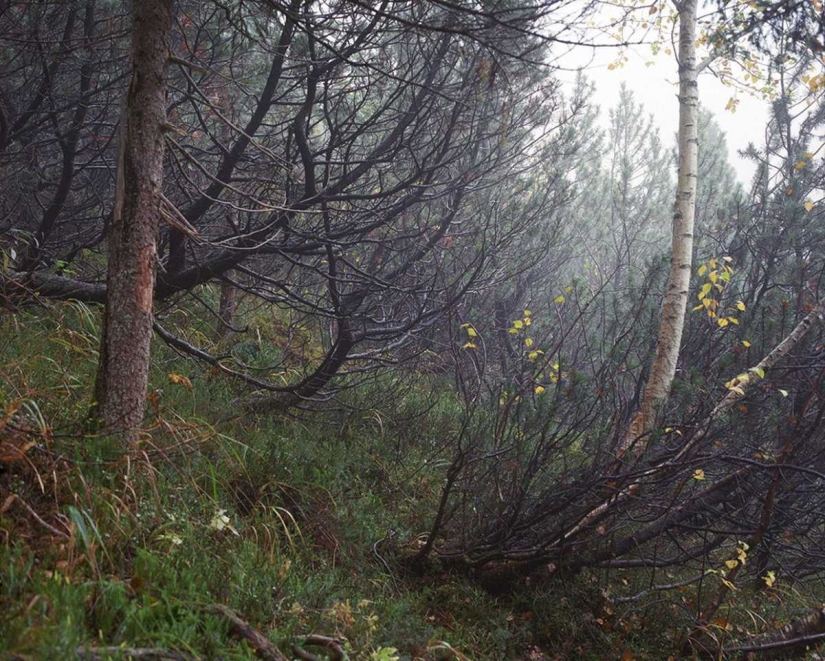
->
[[795, 160, 807, 170], [750, 366, 765, 379], [763, 571, 776, 587], [736, 300, 746, 311], [168, 373, 192, 389], [525, 338, 534, 348], [462, 342, 477, 350], [804, 201, 815, 212], [693, 469, 705, 481], [720, 577, 737, 591], [717, 318, 729, 328], [523, 310, 532, 316], [698, 264, 708, 276], [778, 389, 788, 397], [512, 320, 524, 329], [466, 327, 477, 338], [742, 340, 751, 348], [554, 295, 565, 304], [725, 559, 738, 569], [534, 386, 546, 395]]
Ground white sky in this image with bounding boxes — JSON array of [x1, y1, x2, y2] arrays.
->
[[553, 33, 770, 185]]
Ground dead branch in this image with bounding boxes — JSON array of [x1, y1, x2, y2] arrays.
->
[[295, 634, 348, 661], [2, 494, 70, 540], [204, 604, 289, 661], [724, 608, 825, 659]]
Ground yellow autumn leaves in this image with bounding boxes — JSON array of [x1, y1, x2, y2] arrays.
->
[[168, 372, 192, 389], [461, 309, 564, 396], [460, 323, 478, 350], [693, 257, 746, 328]]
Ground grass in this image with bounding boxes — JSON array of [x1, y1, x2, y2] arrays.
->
[[2, 302, 822, 660]]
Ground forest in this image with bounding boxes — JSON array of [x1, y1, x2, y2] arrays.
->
[[2, 0, 825, 659]]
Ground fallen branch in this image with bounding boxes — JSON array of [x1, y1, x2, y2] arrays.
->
[[723, 608, 825, 658], [294, 634, 348, 661], [204, 604, 289, 661]]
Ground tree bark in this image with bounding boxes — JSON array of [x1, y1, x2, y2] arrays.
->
[[216, 278, 238, 339], [621, 0, 699, 452], [91, 0, 171, 439]]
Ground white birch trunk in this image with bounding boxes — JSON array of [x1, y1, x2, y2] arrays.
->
[[621, 0, 700, 452]]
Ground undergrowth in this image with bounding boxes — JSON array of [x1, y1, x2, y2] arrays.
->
[[1, 302, 821, 660]]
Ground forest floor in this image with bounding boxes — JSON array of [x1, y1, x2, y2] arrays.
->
[[1, 303, 819, 660]]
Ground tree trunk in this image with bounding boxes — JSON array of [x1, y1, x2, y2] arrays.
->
[[216, 278, 238, 339], [621, 0, 699, 452], [91, 0, 171, 439]]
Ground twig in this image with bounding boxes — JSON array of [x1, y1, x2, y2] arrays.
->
[[4, 494, 70, 539], [168, 55, 208, 74], [160, 194, 201, 240]]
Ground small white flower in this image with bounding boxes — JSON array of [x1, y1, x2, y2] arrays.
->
[[209, 509, 231, 531], [209, 509, 239, 536]]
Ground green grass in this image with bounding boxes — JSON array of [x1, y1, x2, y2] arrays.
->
[[0, 303, 549, 660], [3, 302, 821, 660]]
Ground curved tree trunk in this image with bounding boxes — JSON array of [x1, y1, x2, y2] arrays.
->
[[91, 0, 171, 439], [621, 0, 699, 453]]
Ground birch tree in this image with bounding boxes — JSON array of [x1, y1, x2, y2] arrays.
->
[[621, 0, 700, 450]]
